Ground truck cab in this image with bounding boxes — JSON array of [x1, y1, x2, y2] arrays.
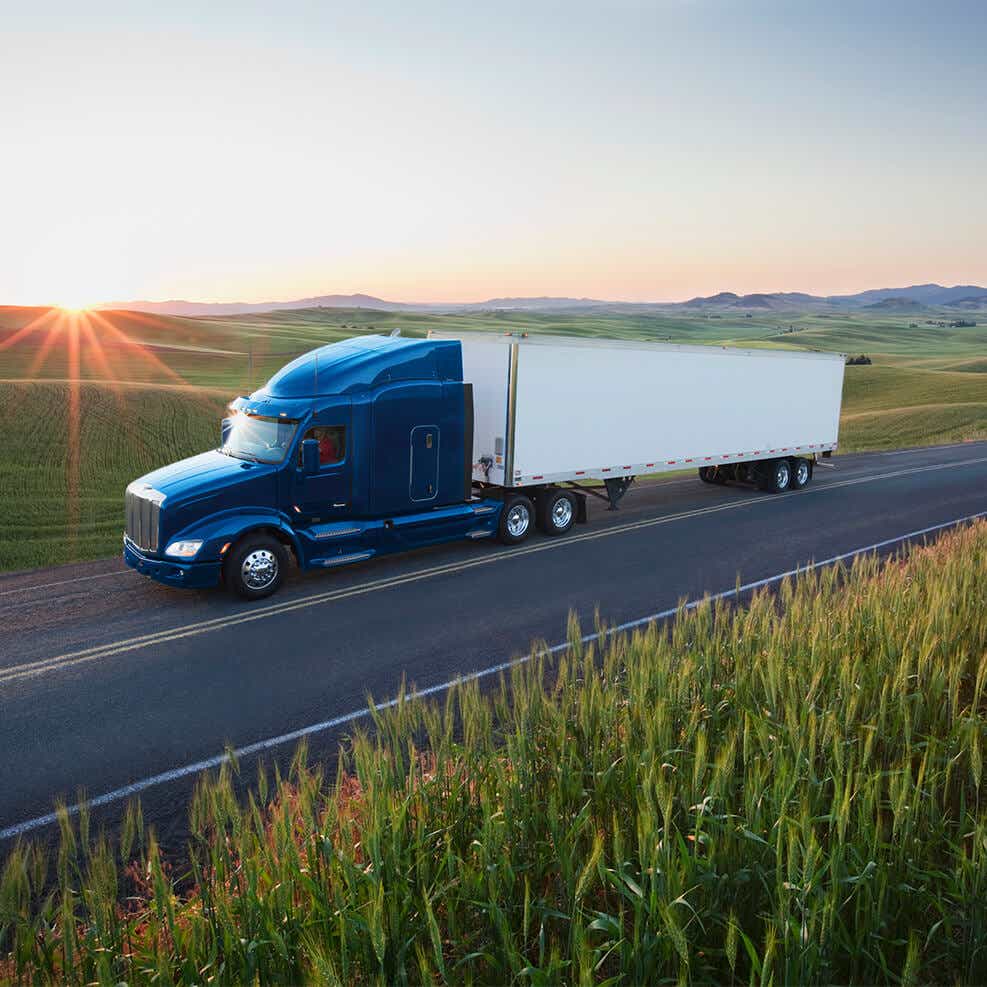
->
[[123, 335, 503, 598]]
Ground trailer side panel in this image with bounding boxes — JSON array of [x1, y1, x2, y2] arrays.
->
[[446, 333, 844, 487]]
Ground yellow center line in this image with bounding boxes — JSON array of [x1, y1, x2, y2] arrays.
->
[[2, 454, 986, 686]]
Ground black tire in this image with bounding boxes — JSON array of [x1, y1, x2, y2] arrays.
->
[[791, 457, 811, 490], [536, 488, 577, 536], [759, 457, 792, 494], [224, 534, 287, 599], [698, 466, 714, 484], [700, 465, 728, 485], [497, 493, 535, 545]]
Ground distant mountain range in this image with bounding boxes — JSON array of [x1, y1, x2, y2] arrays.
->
[[678, 284, 987, 311], [94, 283, 987, 317]]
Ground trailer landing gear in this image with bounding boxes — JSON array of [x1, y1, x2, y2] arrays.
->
[[566, 477, 635, 512], [603, 476, 635, 510]]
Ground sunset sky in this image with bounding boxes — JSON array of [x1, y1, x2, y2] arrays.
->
[[4, 0, 986, 307]]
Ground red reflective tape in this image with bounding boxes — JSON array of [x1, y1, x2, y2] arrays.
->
[[575, 471, 585, 475], [532, 475, 543, 480], [602, 468, 611, 472], [666, 460, 676, 464], [684, 458, 693, 463], [645, 463, 655, 467], [705, 457, 713, 461], [622, 465, 632, 469]]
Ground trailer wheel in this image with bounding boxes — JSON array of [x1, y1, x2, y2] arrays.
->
[[791, 458, 811, 490], [224, 534, 287, 599], [700, 465, 727, 485], [498, 494, 535, 545], [537, 488, 577, 536], [760, 458, 792, 494], [698, 467, 714, 484]]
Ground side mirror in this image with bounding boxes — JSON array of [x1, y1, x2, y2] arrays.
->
[[221, 417, 233, 446], [301, 438, 320, 475]]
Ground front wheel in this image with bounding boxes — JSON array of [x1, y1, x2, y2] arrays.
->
[[224, 535, 287, 599], [498, 494, 535, 545]]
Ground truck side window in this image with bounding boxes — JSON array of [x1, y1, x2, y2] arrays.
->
[[301, 426, 346, 466]]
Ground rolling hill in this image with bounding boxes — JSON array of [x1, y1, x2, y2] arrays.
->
[[91, 283, 987, 317], [862, 297, 928, 312]]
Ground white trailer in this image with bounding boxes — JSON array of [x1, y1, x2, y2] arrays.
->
[[430, 331, 844, 513]]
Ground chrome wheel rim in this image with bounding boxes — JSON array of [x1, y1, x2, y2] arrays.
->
[[776, 463, 790, 488], [796, 462, 809, 486], [506, 503, 530, 537], [551, 497, 573, 529], [241, 549, 278, 590]]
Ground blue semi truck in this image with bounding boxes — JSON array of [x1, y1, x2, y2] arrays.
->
[[124, 332, 843, 599], [124, 334, 575, 599]]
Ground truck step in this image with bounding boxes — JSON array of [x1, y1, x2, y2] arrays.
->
[[307, 521, 373, 542], [311, 550, 376, 568]]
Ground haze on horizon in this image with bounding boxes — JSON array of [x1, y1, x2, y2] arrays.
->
[[3, 0, 985, 309]]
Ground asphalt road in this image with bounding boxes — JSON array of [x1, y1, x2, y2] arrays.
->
[[2, 441, 986, 845]]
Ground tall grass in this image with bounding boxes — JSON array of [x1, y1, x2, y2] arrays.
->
[[3, 522, 987, 984]]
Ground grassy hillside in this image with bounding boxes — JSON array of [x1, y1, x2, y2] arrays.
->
[[1, 304, 985, 570], [838, 364, 987, 450], [3, 521, 986, 984]]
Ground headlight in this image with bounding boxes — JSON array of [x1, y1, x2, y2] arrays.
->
[[165, 540, 203, 558]]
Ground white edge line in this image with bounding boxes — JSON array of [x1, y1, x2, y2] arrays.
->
[[2, 509, 984, 843]]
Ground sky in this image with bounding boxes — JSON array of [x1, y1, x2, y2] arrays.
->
[[2, 0, 986, 306]]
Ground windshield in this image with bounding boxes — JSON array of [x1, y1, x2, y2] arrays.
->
[[222, 413, 298, 464]]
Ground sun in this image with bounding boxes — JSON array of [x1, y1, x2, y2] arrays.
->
[[55, 300, 92, 313]]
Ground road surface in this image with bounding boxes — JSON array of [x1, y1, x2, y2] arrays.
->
[[2, 441, 985, 844]]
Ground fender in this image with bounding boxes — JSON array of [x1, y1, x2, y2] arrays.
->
[[166, 508, 303, 565]]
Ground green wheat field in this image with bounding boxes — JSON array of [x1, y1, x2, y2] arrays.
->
[[2, 519, 985, 984], [1, 304, 986, 571]]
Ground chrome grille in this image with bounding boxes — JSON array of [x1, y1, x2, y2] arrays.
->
[[125, 483, 164, 552]]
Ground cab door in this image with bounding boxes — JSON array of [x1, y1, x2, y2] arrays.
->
[[293, 404, 352, 519]]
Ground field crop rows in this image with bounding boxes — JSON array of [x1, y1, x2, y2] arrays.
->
[[0, 382, 225, 570], [2, 520, 985, 984]]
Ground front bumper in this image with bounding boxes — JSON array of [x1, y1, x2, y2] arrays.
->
[[123, 538, 222, 589]]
